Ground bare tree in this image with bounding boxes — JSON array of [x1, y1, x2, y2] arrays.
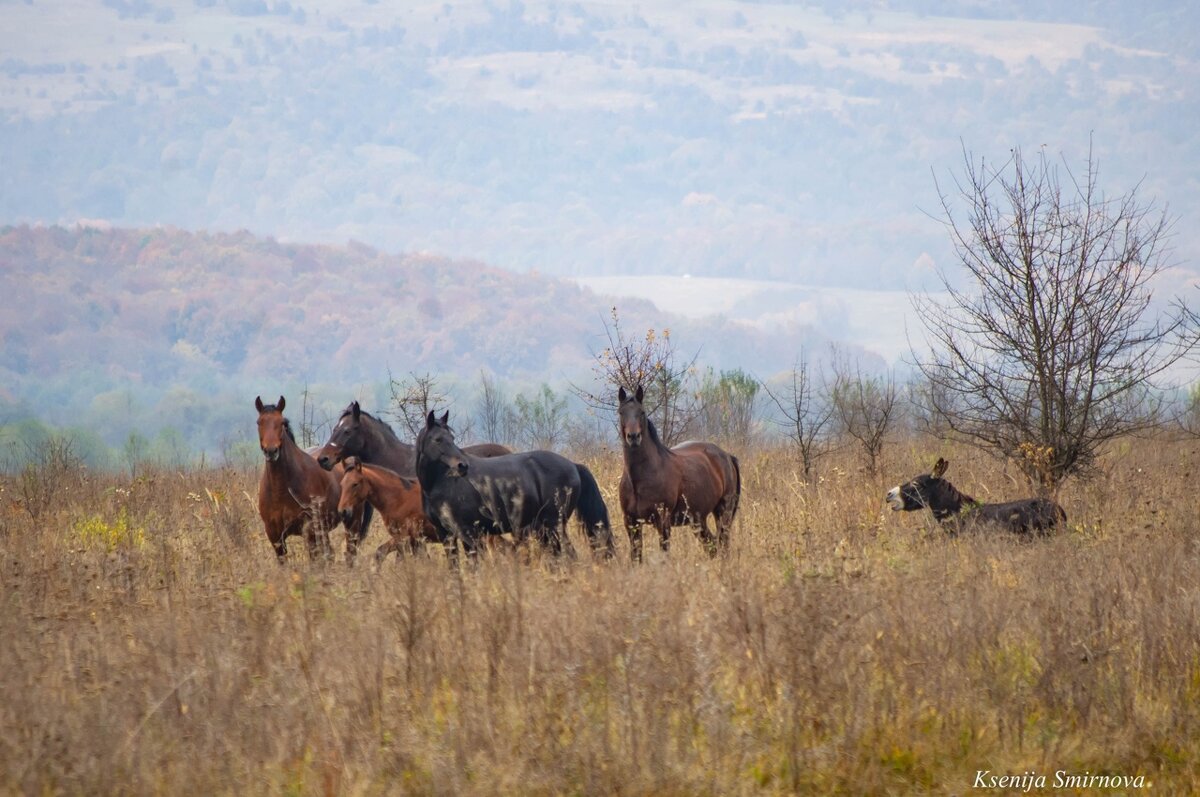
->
[[297, 382, 319, 448], [389, 371, 453, 440], [572, 307, 701, 446], [761, 352, 835, 479], [828, 353, 899, 476], [474, 370, 513, 445], [916, 142, 1199, 486], [1175, 383, 1200, 439], [904, 370, 956, 438]]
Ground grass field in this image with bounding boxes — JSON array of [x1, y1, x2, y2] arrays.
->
[[2, 436, 1199, 794]]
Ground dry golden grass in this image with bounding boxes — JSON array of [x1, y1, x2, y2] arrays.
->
[[2, 436, 1199, 795]]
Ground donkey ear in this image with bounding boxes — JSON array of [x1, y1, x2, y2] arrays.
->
[[351, 400, 361, 420], [618, 386, 628, 403], [635, 385, 644, 403], [255, 395, 265, 413], [277, 396, 286, 412], [932, 458, 948, 479], [426, 410, 438, 429], [439, 410, 450, 426]]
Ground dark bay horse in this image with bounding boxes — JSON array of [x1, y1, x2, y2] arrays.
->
[[617, 386, 741, 562], [416, 410, 615, 564], [337, 457, 438, 564], [886, 458, 1066, 535], [315, 401, 511, 476], [255, 396, 341, 560]]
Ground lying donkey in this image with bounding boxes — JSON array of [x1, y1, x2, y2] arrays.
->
[[886, 458, 1065, 535]]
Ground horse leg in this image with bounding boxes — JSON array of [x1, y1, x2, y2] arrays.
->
[[625, 516, 643, 564], [344, 503, 370, 567], [715, 506, 733, 553], [303, 520, 321, 562], [284, 517, 309, 561], [459, 528, 481, 564], [697, 514, 718, 558], [266, 521, 288, 561], [374, 537, 400, 567], [317, 513, 335, 562], [657, 514, 672, 554], [443, 537, 461, 569]]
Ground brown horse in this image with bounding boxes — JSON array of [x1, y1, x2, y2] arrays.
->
[[617, 386, 741, 561], [337, 457, 438, 564], [255, 396, 341, 560]]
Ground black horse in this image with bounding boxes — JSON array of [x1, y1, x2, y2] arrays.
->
[[886, 458, 1066, 535], [416, 410, 615, 563]]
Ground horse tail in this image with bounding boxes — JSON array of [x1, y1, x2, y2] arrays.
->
[[730, 454, 742, 515], [574, 464, 616, 559]]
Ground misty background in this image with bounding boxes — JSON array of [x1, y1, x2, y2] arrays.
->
[[2, 0, 1198, 464]]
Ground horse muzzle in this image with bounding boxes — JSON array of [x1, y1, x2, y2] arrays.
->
[[262, 447, 281, 462], [623, 431, 642, 448], [448, 459, 468, 476], [317, 453, 337, 470], [340, 508, 355, 526]]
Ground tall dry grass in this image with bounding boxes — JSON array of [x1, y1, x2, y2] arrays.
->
[[1, 436, 1199, 794]]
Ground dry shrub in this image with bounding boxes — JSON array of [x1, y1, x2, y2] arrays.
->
[[0, 436, 1198, 794]]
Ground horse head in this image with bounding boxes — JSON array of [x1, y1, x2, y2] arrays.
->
[[255, 395, 288, 462], [418, 410, 468, 477], [886, 457, 962, 519], [337, 456, 366, 525], [316, 400, 364, 470], [617, 385, 647, 448]]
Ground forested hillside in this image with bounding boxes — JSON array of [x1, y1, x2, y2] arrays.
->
[[0, 224, 839, 460]]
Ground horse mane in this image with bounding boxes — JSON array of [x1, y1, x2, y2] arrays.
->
[[644, 417, 665, 448], [340, 406, 404, 444]]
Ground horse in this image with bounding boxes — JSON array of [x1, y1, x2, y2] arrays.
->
[[337, 456, 438, 564], [886, 457, 1066, 535], [315, 400, 512, 476], [415, 410, 615, 564], [617, 385, 741, 562], [255, 396, 342, 560]]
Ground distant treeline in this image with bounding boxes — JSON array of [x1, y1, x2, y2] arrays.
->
[[0, 224, 853, 459]]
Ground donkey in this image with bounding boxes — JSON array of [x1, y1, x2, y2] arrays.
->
[[886, 458, 1065, 535]]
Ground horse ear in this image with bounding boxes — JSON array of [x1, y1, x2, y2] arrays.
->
[[277, 396, 286, 412], [439, 410, 450, 426], [351, 400, 360, 420], [932, 458, 948, 479], [255, 395, 265, 413], [635, 385, 644, 403], [618, 386, 628, 403], [426, 410, 438, 429]]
